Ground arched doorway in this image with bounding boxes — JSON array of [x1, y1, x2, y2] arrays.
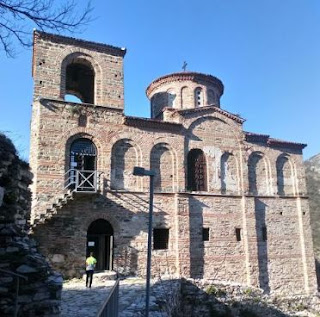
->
[[70, 138, 97, 171], [69, 138, 97, 191], [87, 219, 114, 271]]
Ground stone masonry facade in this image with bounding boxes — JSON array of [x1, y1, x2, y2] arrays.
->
[[29, 30, 317, 295]]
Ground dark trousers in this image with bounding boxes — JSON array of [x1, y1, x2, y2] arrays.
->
[[86, 270, 94, 287]]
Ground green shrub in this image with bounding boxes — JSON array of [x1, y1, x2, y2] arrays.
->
[[206, 285, 218, 295], [206, 285, 227, 297]]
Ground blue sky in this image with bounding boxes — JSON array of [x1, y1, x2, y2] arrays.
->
[[1, 0, 320, 160]]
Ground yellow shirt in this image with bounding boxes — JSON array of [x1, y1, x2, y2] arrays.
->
[[86, 256, 97, 270]]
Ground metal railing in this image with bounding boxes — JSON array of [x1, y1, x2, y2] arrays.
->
[[96, 279, 119, 317], [65, 169, 101, 193], [0, 268, 28, 317]]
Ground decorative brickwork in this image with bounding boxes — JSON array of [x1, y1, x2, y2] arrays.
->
[[29, 31, 317, 295]]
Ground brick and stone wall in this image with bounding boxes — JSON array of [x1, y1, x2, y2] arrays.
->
[[32, 31, 126, 108], [29, 32, 318, 296]]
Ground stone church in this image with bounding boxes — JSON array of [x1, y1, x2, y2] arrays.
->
[[30, 30, 317, 295]]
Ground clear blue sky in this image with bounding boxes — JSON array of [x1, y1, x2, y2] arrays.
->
[[1, 0, 320, 160]]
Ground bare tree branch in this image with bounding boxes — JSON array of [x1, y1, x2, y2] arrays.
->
[[0, 0, 93, 57]]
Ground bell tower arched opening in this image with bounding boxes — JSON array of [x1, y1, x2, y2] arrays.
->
[[87, 219, 114, 271], [65, 60, 95, 104]]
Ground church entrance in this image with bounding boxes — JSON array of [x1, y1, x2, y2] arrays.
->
[[86, 219, 114, 271]]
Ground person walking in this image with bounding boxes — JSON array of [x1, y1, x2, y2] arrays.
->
[[85, 252, 97, 288]]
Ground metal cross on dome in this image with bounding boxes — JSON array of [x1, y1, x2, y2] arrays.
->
[[182, 61, 187, 72]]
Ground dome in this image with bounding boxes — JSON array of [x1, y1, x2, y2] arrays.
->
[[146, 72, 224, 119]]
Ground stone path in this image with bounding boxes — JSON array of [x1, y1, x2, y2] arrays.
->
[[60, 276, 169, 317], [60, 277, 151, 317], [60, 278, 115, 317]]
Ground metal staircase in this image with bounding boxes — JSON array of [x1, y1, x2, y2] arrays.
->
[[31, 169, 102, 227]]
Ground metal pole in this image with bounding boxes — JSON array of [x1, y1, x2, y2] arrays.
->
[[145, 174, 154, 317]]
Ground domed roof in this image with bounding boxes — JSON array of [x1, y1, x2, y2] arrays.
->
[[146, 71, 224, 97]]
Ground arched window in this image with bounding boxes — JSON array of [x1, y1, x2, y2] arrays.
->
[[207, 89, 215, 105], [65, 60, 95, 104], [220, 152, 238, 194], [276, 155, 294, 195], [167, 89, 176, 108], [181, 86, 190, 108], [150, 143, 174, 192], [110, 139, 138, 190], [194, 87, 203, 107], [70, 138, 97, 171], [248, 152, 268, 195], [187, 149, 207, 191]]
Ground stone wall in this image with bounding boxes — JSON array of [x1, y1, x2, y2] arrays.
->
[[0, 133, 62, 316]]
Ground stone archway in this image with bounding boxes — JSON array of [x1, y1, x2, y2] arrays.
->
[[87, 219, 114, 271]]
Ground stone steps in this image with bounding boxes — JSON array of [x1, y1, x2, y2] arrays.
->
[[32, 189, 74, 227]]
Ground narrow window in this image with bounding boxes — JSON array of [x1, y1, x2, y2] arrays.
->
[[187, 149, 207, 191], [153, 228, 169, 250], [195, 87, 203, 107], [181, 86, 189, 108], [235, 228, 241, 241], [202, 228, 210, 241], [262, 226, 267, 241]]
